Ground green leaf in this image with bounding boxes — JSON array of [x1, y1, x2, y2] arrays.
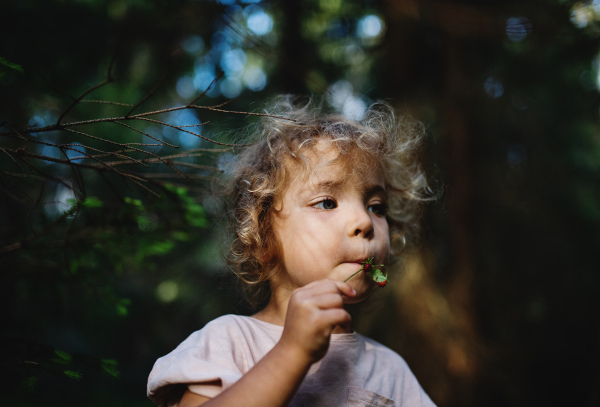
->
[[0, 56, 24, 73], [136, 214, 153, 231], [124, 197, 144, 208], [369, 268, 387, 283], [101, 359, 120, 379], [67, 198, 78, 209], [53, 350, 72, 363], [147, 240, 174, 255], [64, 370, 82, 380], [82, 196, 103, 208], [115, 298, 131, 316], [185, 203, 208, 228]]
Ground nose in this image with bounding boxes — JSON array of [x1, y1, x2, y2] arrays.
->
[[347, 203, 374, 238]]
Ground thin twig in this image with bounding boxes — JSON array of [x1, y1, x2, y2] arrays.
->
[[63, 129, 150, 167], [80, 100, 134, 106], [134, 116, 242, 147], [143, 173, 215, 180], [189, 71, 224, 105], [113, 121, 179, 148], [57, 79, 113, 124], [126, 70, 168, 117]]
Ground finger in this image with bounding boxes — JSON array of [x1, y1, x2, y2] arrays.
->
[[330, 281, 356, 298], [301, 279, 356, 298], [310, 293, 345, 310], [320, 308, 352, 327]]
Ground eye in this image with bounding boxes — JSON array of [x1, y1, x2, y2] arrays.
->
[[368, 203, 387, 216], [313, 198, 337, 210]]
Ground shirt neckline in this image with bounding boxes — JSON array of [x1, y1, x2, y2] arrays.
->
[[237, 314, 359, 343]]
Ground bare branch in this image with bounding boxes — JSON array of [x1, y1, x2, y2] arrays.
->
[[0, 147, 24, 169], [80, 100, 134, 107], [189, 71, 224, 105], [57, 78, 113, 124], [113, 121, 179, 148], [126, 70, 168, 117], [134, 116, 242, 147], [62, 129, 150, 167]]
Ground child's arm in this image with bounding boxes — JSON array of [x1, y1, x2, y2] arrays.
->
[[178, 280, 356, 407]]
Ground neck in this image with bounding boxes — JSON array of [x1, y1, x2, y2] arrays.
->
[[251, 284, 291, 327]]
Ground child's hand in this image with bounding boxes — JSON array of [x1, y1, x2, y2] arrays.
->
[[279, 280, 356, 364]]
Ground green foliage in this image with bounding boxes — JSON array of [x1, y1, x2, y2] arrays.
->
[[63, 371, 83, 380], [18, 376, 37, 393], [53, 350, 72, 364], [0, 56, 23, 82], [101, 359, 120, 379]]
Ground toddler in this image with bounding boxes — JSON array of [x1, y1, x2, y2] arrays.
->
[[147, 96, 436, 407]]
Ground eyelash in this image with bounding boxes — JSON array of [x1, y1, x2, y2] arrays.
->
[[312, 199, 387, 216], [368, 203, 387, 216], [313, 198, 337, 210]]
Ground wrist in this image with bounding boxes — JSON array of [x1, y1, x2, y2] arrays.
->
[[273, 336, 315, 369]]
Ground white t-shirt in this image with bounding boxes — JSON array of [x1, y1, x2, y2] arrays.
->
[[148, 315, 436, 407]]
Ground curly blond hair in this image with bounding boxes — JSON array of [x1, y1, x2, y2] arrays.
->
[[224, 96, 430, 309]]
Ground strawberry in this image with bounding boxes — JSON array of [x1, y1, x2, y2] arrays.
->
[[344, 257, 387, 288]]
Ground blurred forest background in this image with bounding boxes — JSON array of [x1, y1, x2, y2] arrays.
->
[[2, 0, 600, 406]]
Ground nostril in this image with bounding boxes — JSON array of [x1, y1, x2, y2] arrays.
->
[[355, 228, 373, 238]]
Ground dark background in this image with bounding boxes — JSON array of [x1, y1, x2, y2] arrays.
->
[[1, 0, 600, 406]]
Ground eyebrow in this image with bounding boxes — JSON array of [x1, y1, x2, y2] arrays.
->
[[365, 184, 387, 197], [310, 180, 344, 192], [308, 180, 387, 197]]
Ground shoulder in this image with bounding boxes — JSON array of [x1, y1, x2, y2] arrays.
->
[[170, 315, 258, 349], [152, 314, 281, 369], [147, 315, 274, 406]]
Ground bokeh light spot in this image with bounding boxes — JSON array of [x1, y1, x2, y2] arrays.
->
[[243, 66, 267, 91], [156, 280, 179, 303], [193, 64, 220, 97], [176, 75, 196, 99], [182, 35, 205, 54], [211, 31, 232, 53], [247, 8, 273, 36], [220, 76, 243, 98], [44, 185, 75, 219], [327, 80, 354, 110], [506, 17, 532, 42], [28, 115, 45, 128], [65, 145, 86, 161], [342, 96, 367, 121], [221, 49, 247, 75], [345, 43, 366, 65], [484, 77, 504, 99], [571, 5, 591, 28], [357, 15, 383, 39], [163, 110, 203, 148]]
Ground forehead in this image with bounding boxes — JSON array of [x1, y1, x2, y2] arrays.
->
[[284, 139, 384, 193]]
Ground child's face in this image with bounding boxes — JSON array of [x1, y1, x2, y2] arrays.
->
[[271, 141, 390, 303]]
